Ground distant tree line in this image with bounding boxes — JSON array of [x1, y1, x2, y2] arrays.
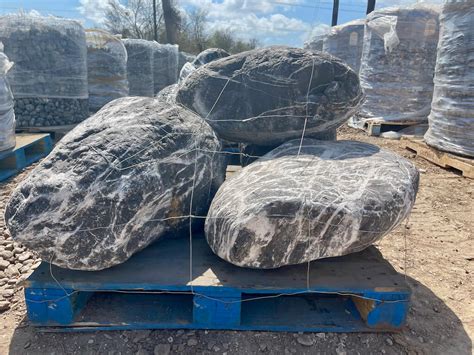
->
[[103, 0, 258, 54]]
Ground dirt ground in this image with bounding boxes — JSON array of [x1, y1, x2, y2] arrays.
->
[[0, 126, 472, 355]]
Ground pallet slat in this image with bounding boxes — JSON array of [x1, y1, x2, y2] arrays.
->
[[403, 138, 473, 179], [0, 133, 53, 182], [362, 120, 421, 137], [24, 236, 410, 332]]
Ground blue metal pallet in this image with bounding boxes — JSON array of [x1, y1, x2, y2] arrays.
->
[[24, 236, 410, 332], [0, 133, 53, 181]]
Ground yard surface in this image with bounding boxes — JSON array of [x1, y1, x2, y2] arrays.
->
[[0, 127, 472, 355]]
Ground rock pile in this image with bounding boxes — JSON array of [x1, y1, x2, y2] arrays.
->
[[206, 139, 419, 268], [358, 5, 440, 123], [4, 46, 419, 272], [424, 1, 474, 158], [177, 46, 364, 145], [0, 228, 41, 312], [122, 39, 155, 97], [86, 29, 128, 112], [5, 97, 226, 270], [0, 14, 89, 127]]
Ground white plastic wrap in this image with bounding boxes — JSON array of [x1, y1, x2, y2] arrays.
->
[[358, 5, 440, 123], [0, 13, 88, 99], [122, 39, 154, 97], [152, 42, 179, 94], [86, 29, 129, 112], [424, 1, 474, 158], [323, 19, 365, 73], [179, 62, 196, 82], [303, 25, 330, 51], [0, 45, 15, 151]]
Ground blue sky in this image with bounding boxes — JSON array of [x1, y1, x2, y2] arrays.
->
[[0, 0, 442, 46]]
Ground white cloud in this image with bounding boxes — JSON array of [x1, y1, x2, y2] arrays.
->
[[179, 0, 310, 45], [77, 0, 110, 24]]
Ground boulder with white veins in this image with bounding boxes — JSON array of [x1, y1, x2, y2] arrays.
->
[[5, 97, 225, 270], [176, 46, 364, 145], [205, 139, 419, 269]]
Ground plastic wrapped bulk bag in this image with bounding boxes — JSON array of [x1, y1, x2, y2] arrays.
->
[[304, 25, 330, 51], [424, 1, 474, 158], [323, 19, 365, 73], [86, 29, 128, 112], [0, 13, 89, 127], [178, 51, 195, 72], [358, 5, 440, 124], [122, 39, 154, 97], [0, 45, 15, 151], [152, 42, 179, 94]]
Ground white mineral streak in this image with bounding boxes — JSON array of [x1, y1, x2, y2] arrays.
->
[[176, 47, 364, 146], [205, 139, 419, 269], [5, 96, 225, 270]]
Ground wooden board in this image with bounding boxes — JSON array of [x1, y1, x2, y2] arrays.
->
[[0, 133, 53, 181], [362, 120, 422, 137], [24, 236, 410, 332], [16, 124, 77, 141], [403, 137, 473, 179]]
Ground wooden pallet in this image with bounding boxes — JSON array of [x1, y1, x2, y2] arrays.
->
[[403, 138, 474, 179], [24, 236, 410, 332], [0, 133, 53, 182], [16, 124, 77, 141], [363, 120, 421, 137]]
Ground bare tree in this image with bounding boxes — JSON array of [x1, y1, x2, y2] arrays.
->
[[104, 0, 161, 40], [189, 9, 208, 52]]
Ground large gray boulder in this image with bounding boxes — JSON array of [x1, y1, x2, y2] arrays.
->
[[205, 139, 419, 269], [5, 97, 225, 270], [176, 46, 364, 145]]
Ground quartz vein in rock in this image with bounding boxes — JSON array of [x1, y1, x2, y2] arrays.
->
[[176, 46, 364, 145], [205, 139, 419, 269], [5, 97, 225, 270]]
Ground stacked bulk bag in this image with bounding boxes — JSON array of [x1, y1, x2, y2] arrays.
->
[[0, 44, 15, 151], [86, 29, 128, 112], [0, 14, 89, 127], [152, 42, 179, 94], [323, 19, 365, 73], [357, 5, 440, 124], [424, 1, 474, 158], [122, 39, 154, 97]]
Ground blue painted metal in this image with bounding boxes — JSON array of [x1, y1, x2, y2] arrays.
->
[[24, 237, 410, 332], [0, 133, 53, 181]]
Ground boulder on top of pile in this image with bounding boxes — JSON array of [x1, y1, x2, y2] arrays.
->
[[176, 46, 364, 146], [206, 139, 419, 269], [5, 96, 226, 270]]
